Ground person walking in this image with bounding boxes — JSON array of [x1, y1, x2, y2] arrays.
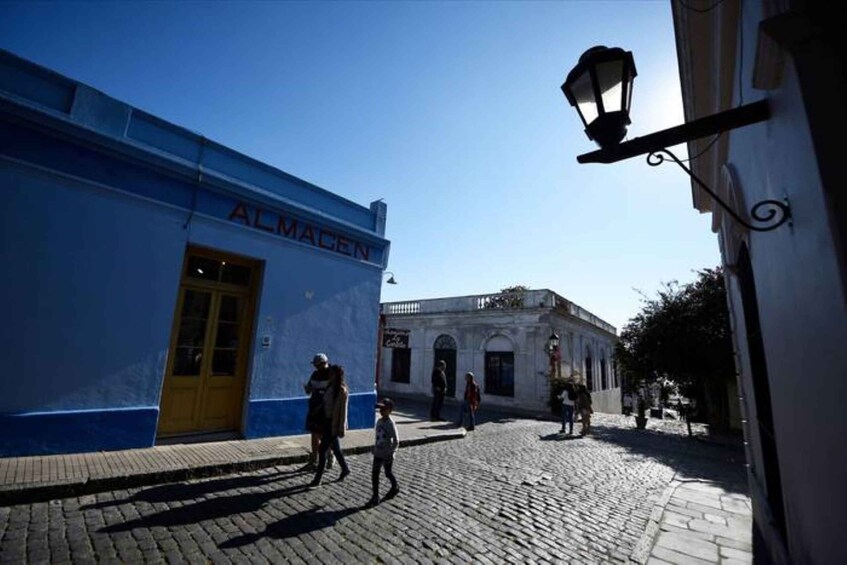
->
[[430, 360, 447, 421], [559, 381, 576, 434], [304, 353, 333, 468], [575, 383, 593, 436], [309, 364, 351, 487], [366, 398, 400, 507], [456, 372, 481, 431]]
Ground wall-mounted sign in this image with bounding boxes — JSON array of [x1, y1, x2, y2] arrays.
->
[[382, 328, 410, 348]]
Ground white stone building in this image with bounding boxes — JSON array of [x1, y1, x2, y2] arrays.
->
[[378, 289, 619, 414]]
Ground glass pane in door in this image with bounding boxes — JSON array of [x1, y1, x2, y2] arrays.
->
[[172, 290, 211, 376], [212, 294, 243, 376]]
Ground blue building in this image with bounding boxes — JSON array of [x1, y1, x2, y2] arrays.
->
[[0, 49, 390, 457]]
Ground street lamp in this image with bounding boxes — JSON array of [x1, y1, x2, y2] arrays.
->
[[384, 271, 397, 285], [546, 332, 560, 353], [561, 46, 637, 150], [546, 332, 561, 380], [561, 46, 791, 232]]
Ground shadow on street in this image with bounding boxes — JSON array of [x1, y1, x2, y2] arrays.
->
[[81, 467, 311, 511], [587, 422, 748, 495], [95, 475, 316, 534], [219, 506, 362, 548]]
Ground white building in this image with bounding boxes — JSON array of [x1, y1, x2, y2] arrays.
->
[[671, 2, 846, 563], [378, 289, 619, 414]]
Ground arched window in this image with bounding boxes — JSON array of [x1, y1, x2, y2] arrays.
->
[[585, 346, 593, 392], [434, 335, 457, 350], [485, 335, 514, 397]]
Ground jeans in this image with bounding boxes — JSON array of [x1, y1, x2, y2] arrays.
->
[[372, 456, 397, 497], [456, 400, 476, 429], [561, 403, 574, 433], [313, 432, 349, 483]]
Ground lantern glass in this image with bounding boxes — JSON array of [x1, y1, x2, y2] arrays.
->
[[624, 63, 635, 113], [569, 70, 598, 127], [596, 59, 625, 114]]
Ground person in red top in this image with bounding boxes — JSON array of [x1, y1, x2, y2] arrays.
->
[[456, 372, 481, 431]]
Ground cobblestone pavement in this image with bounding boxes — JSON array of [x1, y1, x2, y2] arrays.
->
[[0, 414, 747, 564]]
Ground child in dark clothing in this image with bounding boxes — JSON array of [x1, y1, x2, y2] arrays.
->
[[366, 398, 399, 507]]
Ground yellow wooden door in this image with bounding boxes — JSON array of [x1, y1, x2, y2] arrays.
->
[[158, 250, 257, 437]]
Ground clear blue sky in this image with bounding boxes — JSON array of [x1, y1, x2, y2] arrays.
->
[[1, 1, 719, 331]]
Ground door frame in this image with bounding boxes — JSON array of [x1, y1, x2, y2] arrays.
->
[[157, 246, 261, 438]]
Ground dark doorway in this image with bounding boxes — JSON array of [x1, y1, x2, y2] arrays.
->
[[433, 334, 457, 398]]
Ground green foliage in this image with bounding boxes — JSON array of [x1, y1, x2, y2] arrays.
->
[[484, 284, 529, 309], [616, 267, 734, 428]]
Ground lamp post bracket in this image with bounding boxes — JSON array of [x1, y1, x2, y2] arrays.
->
[[576, 100, 769, 164]]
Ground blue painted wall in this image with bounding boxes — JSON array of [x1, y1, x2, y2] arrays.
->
[[0, 49, 388, 456]]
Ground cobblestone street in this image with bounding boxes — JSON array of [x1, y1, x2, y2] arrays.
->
[[0, 414, 748, 564]]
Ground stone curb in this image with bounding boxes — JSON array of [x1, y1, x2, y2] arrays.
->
[[630, 479, 681, 564], [0, 431, 465, 507]]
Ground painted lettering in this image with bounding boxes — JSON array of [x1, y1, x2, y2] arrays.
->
[[298, 226, 316, 245], [253, 207, 275, 232], [318, 229, 335, 250], [335, 235, 351, 256], [227, 201, 377, 265], [228, 202, 251, 225], [354, 242, 370, 261], [277, 216, 298, 238]]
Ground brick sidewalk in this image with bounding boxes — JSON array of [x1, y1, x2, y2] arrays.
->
[[637, 480, 753, 564]]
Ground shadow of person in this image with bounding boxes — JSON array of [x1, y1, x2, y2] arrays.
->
[[82, 467, 310, 510], [98, 482, 311, 533], [538, 433, 582, 441], [219, 506, 361, 549]]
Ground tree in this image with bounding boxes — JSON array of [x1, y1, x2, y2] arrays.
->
[[484, 284, 528, 309], [615, 268, 735, 432]]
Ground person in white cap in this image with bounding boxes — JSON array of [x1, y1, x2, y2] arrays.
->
[[304, 353, 333, 468]]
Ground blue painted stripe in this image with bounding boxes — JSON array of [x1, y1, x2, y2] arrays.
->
[[245, 391, 377, 439], [0, 407, 158, 457]]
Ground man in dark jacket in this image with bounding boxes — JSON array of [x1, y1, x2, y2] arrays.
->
[[430, 360, 447, 421]]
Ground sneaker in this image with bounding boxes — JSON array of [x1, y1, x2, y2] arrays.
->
[[337, 469, 350, 482], [384, 487, 400, 500], [308, 478, 321, 489], [467, 427, 475, 431], [364, 497, 379, 508]]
